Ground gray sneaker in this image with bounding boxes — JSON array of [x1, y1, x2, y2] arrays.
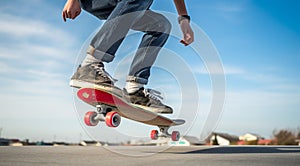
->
[[123, 88, 173, 114], [70, 62, 117, 88]]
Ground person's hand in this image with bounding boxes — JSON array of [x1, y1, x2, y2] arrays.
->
[[62, 0, 81, 22], [179, 19, 194, 46]]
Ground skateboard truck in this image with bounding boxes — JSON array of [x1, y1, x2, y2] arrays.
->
[[150, 126, 180, 141], [88, 104, 112, 122], [95, 104, 113, 120], [159, 126, 170, 137], [84, 104, 121, 127]]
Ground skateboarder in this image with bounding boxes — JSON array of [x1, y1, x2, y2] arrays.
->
[[62, 0, 194, 114]]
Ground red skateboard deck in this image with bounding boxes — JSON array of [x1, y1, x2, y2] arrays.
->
[[77, 87, 185, 141], [78, 87, 184, 126]]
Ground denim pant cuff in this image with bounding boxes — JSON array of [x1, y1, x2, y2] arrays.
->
[[126, 76, 148, 85]]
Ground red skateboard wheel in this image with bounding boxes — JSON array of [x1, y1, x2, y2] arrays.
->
[[150, 130, 159, 140], [171, 131, 180, 141], [84, 111, 99, 126], [105, 111, 121, 127]]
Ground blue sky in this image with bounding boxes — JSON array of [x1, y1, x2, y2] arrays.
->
[[0, 0, 299, 142]]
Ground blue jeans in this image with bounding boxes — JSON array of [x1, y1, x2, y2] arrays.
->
[[79, 0, 171, 84]]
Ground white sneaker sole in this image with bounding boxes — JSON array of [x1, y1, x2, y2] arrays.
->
[[69, 79, 115, 92]]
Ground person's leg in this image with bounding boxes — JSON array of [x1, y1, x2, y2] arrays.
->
[[87, 0, 154, 63], [125, 10, 172, 92], [123, 10, 173, 114], [70, 0, 118, 88], [71, 0, 153, 88]]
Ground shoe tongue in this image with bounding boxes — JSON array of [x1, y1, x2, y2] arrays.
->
[[143, 88, 163, 100]]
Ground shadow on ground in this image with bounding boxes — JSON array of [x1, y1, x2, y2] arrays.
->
[[180, 146, 300, 154]]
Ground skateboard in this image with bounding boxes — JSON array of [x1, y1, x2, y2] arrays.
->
[[77, 86, 185, 141]]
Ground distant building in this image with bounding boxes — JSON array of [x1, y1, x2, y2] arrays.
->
[[208, 132, 239, 145], [0, 138, 9, 146], [53, 142, 70, 146], [239, 133, 264, 142], [238, 133, 271, 145], [9, 139, 23, 146], [0, 138, 23, 146], [79, 140, 102, 146], [36, 141, 54, 146], [295, 139, 300, 146]]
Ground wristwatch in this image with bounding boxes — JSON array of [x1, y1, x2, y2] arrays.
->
[[178, 15, 190, 24]]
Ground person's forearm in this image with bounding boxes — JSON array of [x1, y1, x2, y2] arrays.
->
[[173, 0, 188, 15]]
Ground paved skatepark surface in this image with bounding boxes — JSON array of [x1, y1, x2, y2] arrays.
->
[[1, 146, 300, 166]]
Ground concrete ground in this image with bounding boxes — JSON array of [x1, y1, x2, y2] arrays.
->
[[1, 146, 300, 166]]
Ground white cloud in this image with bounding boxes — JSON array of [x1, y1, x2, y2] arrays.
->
[[242, 72, 287, 84], [0, 61, 18, 74], [267, 84, 300, 92], [195, 64, 245, 75], [211, 0, 250, 22], [0, 10, 79, 106], [216, 4, 245, 13], [215, 0, 250, 13], [0, 13, 75, 45], [0, 12, 79, 76], [0, 12, 80, 140]]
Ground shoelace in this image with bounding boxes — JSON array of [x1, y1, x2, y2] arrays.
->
[[92, 63, 118, 83], [143, 88, 163, 103]]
